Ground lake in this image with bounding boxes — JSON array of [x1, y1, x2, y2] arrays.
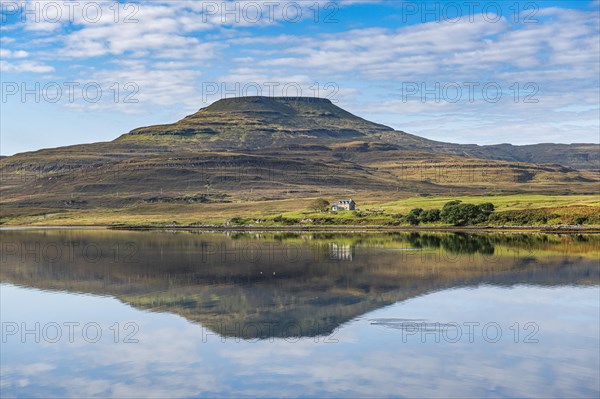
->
[[1, 229, 599, 398]]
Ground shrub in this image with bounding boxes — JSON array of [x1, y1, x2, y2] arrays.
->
[[404, 208, 423, 225], [574, 216, 588, 225], [401, 208, 442, 225], [420, 209, 441, 223], [309, 198, 330, 212], [229, 217, 249, 225], [440, 201, 495, 226]]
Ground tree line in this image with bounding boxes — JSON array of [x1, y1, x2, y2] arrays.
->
[[401, 200, 495, 226]]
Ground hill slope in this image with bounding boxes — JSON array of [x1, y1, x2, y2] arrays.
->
[[115, 96, 599, 169], [0, 96, 598, 225], [119, 96, 431, 150]]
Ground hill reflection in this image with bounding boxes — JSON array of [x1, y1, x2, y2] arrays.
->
[[1, 230, 598, 339]]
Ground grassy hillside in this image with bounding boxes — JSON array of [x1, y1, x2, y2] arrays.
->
[[1, 97, 598, 226]]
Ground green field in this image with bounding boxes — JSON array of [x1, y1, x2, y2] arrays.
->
[[376, 194, 600, 212], [2, 194, 598, 227]]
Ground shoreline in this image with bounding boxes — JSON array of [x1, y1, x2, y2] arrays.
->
[[110, 225, 600, 233], [2, 225, 599, 234]]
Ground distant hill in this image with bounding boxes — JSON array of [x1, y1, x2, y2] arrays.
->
[[119, 96, 420, 149], [116, 96, 598, 170], [1, 96, 598, 224]]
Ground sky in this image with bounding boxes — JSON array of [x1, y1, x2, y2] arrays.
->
[[1, 0, 599, 156]]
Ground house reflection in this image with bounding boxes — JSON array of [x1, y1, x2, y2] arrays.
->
[[329, 243, 354, 261]]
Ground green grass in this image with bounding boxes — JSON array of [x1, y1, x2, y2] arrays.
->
[[1, 194, 599, 227], [375, 194, 600, 213], [270, 194, 600, 227]]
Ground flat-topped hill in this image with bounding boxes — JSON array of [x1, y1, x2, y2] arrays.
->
[[121, 96, 398, 148], [0, 96, 598, 225]]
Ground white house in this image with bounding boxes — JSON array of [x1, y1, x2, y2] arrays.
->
[[331, 199, 356, 211]]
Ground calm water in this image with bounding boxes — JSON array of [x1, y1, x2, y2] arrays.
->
[[1, 229, 599, 398]]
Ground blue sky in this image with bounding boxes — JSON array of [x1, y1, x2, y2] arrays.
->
[[1, 0, 599, 155]]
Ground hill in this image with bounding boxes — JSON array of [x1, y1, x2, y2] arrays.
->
[[0, 96, 598, 225], [124, 96, 395, 143], [118, 96, 599, 169]]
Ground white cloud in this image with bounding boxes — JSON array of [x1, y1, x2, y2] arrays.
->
[[0, 59, 54, 73], [242, 8, 599, 85], [0, 48, 29, 58]]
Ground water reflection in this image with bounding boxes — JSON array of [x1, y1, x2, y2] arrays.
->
[[1, 230, 598, 339], [1, 230, 599, 398]]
